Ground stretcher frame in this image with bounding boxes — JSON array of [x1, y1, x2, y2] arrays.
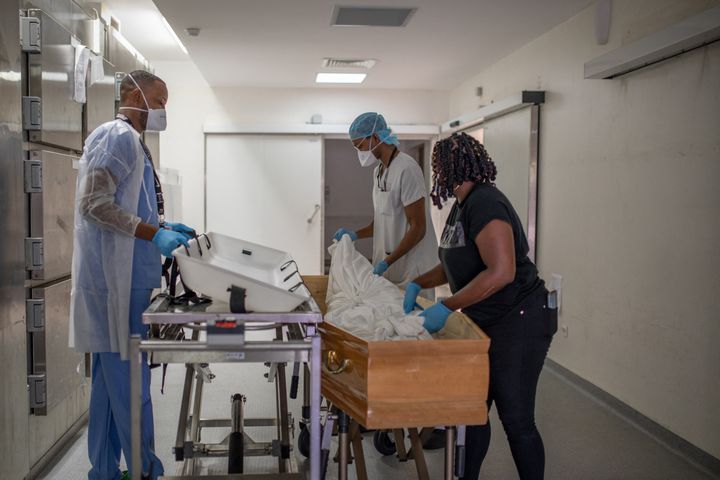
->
[[129, 293, 323, 480]]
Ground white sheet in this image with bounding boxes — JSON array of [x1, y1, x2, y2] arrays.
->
[[325, 236, 431, 341]]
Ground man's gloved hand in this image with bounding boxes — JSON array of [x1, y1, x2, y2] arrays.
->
[[403, 282, 423, 313], [373, 260, 389, 276], [420, 301, 452, 333], [333, 228, 358, 242], [152, 229, 190, 257], [165, 222, 196, 240]]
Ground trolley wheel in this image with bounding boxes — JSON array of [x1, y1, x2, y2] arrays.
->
[[228, 431, 244, 474], [298, 423, 324, 458], [373, 430, 397, 456], [298, 425, 311, 458]]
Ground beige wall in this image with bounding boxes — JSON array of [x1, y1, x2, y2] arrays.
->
[[153, 59, 449, 230], [449, 0, 720, 457]]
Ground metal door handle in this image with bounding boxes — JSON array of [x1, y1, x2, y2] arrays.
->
[[307, 204, 320, 224], [323, 350, 351, 374]]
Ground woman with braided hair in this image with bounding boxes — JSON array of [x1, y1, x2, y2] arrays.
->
[[404, 132, 557, 479]]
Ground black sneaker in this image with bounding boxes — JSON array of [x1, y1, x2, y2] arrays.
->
[[422, 428, 447, 450]]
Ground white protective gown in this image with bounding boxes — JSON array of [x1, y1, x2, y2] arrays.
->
[[372, 152, 438, 297], [69, 119, 146, 360]]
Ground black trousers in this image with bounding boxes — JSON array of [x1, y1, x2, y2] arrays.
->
[[462, 288, 556, 480]]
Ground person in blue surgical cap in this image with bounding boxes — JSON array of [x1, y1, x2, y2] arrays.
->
[[333, 112, 438, 302], [70, 70, 195, 480]]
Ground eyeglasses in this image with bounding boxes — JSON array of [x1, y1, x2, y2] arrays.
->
[[353, 136, 372, 151]]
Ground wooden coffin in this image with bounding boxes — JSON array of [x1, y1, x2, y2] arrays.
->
[[303, 275, 490, 430]]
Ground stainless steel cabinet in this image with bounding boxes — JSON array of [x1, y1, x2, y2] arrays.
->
[[108, 28, 141, 74], [25, 9, 84, 151], [86, 57, 118, 136], [26, 149, 78, 282], [27, 279, 85, 415], [2, 2, 154, 476]]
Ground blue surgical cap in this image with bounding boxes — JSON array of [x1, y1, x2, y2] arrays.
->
[[348, 112, 399, 146]]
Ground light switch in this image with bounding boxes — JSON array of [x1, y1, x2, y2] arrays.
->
[[549, 273, 562, 312]]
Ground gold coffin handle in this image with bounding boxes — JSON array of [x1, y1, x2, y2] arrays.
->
[[324, 350, 351, 375]]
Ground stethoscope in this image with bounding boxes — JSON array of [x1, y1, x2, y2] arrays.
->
[[376, 146, 399, 192]]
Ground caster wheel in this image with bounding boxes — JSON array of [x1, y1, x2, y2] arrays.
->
[[298, 425, 311, 458], [373, 430, 397, 456]]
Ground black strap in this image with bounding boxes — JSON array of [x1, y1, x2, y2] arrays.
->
[[116, 115, 165, 227], [228, 285, 248, 313]]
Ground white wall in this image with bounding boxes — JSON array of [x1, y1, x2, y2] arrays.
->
[[449, 0, 720, 458], [152, 59, 449, 231]]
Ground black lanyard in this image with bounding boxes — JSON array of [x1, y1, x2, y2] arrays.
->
[[116, 115, 165, 227]]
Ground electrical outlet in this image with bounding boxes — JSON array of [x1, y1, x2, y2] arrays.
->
[[561, 325, 569, 338]]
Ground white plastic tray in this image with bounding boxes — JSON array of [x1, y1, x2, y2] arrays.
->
[[172, 232, 310, 312]]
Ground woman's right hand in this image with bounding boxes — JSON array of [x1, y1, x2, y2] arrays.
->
[[333, 228, 358, 242], [403, 281, 423, 313]]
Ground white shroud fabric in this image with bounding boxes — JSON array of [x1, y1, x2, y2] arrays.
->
[[325, 236, 431, 341]]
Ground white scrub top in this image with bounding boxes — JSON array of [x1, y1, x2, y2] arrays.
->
[[372, 152, 438, 293]]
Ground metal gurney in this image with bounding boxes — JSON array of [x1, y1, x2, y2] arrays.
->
[[130, 293, 323, 479], [129, 233, 324, 480]]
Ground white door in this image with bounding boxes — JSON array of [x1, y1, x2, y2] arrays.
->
[[206, 134, 323, 274]]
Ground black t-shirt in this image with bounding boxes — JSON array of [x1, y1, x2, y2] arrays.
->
[[439, 183, 540, 326]]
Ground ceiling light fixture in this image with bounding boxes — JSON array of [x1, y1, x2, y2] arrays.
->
[[315, 73, 367, 84], [161, 15, 188, 54]]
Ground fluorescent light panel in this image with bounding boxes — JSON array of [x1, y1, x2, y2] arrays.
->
[[315, 72, 366, 84], [161, 15, 188, 54]]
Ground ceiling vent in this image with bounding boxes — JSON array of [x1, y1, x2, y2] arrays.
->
[[322, 58, 376, 69], [331, 6, 416, 27]]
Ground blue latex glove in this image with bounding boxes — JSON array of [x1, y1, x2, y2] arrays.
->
[[420, 301, 453, 333], [333, 228, 358, 242], [152, 229, 190, 257], [373, 260, 389, 276], [403, 282, 423, 313], [165, 222, 196, 240]]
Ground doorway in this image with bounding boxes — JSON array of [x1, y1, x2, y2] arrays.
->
[[322, 138, 430, 273]]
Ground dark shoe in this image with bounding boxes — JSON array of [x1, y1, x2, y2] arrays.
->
[[422, 428, 447, 450], [120, 470, 150, 480]]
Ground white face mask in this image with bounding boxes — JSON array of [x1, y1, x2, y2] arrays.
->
[[356, 137, 381, 167], [119, 74, 167, 132]]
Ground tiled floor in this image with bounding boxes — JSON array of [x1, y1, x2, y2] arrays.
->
[[38, 333, 717, 479]]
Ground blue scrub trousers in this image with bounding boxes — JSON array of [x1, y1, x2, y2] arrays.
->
[[88, 289, 164, 480]]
